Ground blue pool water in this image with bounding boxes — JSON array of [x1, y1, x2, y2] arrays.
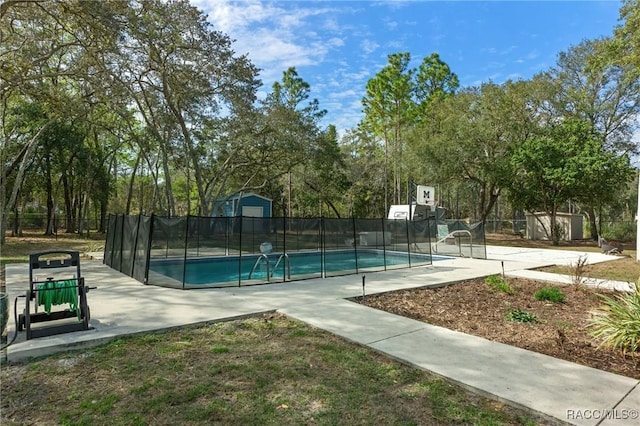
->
[[149, 249, 443, 287]]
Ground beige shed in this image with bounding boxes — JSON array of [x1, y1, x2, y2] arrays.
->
[[525, 212, 584, 241]]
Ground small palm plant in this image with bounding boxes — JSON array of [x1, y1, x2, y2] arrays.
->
[[588, 284, 640, 362]]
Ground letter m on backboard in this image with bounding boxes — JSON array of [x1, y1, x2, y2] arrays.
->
[[416, 185, 435, 205]]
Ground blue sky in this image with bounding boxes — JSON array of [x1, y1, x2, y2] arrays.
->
[[193, 0, 623, 134]]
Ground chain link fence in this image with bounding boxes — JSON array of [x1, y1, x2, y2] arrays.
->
[[5, 213, 100, 234]]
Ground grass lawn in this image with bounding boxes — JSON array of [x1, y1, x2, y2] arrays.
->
[[1, 315, 543, 425], [0, 231, 105, 265], [538, 256, 640, 283], [485, 233, 639, 283]]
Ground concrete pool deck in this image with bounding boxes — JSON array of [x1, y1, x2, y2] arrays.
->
[[3, 246, 638, 425]]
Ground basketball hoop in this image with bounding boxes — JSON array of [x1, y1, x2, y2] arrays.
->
[[416, 185, 435, 206]]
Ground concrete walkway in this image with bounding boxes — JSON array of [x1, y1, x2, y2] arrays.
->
[[3, 246, 638, 425]]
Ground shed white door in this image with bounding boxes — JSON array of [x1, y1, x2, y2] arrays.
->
[[242, 206, 263, 217]]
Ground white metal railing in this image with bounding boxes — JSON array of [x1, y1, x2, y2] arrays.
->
[[270, 253, 291, 280], [431, 230, 473, 258], [248, 254, 270, 280]]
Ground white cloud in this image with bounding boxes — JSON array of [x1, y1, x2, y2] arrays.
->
[[361, 39, 380, 55], [194, 0, 342, 80], [344, 68, 373, 82], [329, 89, 358, 100], [386, 40, 405, 50], [430, 33, 445, 43], [327, 37, 345, 48], [500, 45, 517, 55], [514, 50, 539, 65], [482, 61, 505, 71], [323, 17, 341, 32], [385, 19, 398, 30], [187, 0, 620, 134]]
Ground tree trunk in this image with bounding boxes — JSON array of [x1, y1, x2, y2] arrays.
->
[[162, 75, 205, 215], [78, 191, 91, 236], [11, 205, 19, 237], [0, 196, 4, 245], [99, 199, 107, 233], [160, 142, 175, 216], [325, 200, 341, 218], [586, 206, 598, 241], [550, 207, 560, 246], [477, 184, 501, 224], [0, 162, 5, 244], [150, 160, 159, 213], [70, 195, 79, 233], [62, 171, 74, 232], [76, 193, 83, 235], [45, 153, 55, 235], [2, 119, 54, 240], [125, 153, 140, 215]]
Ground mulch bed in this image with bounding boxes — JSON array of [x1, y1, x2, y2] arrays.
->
[[361, 277, 639, 380]]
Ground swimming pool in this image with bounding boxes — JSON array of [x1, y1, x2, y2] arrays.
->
[[148, 249, 442, 288]]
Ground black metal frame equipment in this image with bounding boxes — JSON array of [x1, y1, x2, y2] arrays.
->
[[18, 250, 92, 340]]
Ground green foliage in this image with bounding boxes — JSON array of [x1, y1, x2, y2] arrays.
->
[[418, 80, 535, 222], [507, 119, 633, 244], [506, 308, 538, 323], [340, 128, 388, 218], [362, 51, 459, 209], [600, 221, 636, 242], [485, 275, 515, 295], [589, 286, 640, 360], [415, 52, 460, 112], [534, 287, 566, 303], [609, 0, 640, 70]]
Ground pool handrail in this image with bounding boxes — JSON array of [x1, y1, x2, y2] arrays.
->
[[431, 230, 473, 258], [271, 253, 291, 280], [248, 254, 270, 281]]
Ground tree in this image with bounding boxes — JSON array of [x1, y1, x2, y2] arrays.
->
[[548, 38, 639, 154], [415, 53, 460, 116], [416, 80, 542, 222], [112, 0, 260, 216], [508, 120, 632, 244], [1, 0, 123, 242], [361, 52, 460, 214], [260, 67, 327, 217], [606, 0, 640, 70], [362, 53, 415, 211], [33, 120, 86, 234], [340, 126, 387, 218], [298, 125, 349, 217], [544, 38, 640, 239]]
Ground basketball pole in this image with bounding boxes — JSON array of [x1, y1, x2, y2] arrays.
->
[[636, 168, 639, 262]]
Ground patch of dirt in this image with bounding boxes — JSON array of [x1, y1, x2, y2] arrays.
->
[[362, 278, 639, 380]]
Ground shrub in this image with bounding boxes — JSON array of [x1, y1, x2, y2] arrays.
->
[[588, 285, 640, 360], [570, 255, 588, 286], [485, 275, 514, 295], [535, 287, 566, 303], [600, 221, 636, 243], [507, 308, 537, 323]]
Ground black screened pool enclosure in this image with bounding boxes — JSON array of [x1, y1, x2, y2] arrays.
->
[[104, 214, 487, 289]]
